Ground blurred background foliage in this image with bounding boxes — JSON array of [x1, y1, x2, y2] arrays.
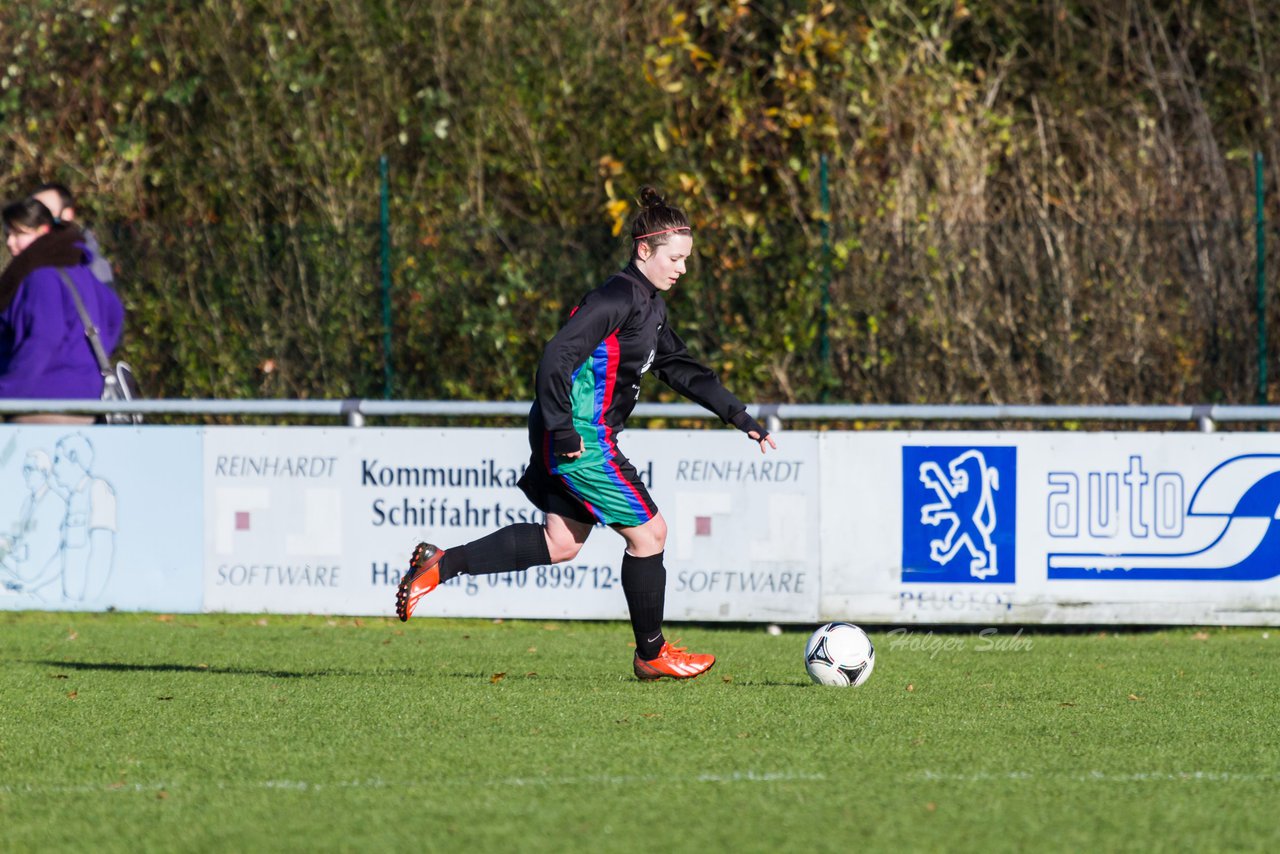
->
[[2, 0, 1279, 405]]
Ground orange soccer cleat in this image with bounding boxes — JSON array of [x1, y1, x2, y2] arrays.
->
[[632, 641, 716, 681], [396, 542, 446, 621]]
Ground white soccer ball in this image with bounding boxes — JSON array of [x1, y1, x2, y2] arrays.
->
[[804, 622, 875, 687]]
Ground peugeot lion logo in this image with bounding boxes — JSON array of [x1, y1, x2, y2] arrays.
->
[[902, 446, 1016, 584], [919, 450, 1000, 580]]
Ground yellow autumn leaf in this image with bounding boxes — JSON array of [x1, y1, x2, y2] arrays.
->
[[606, 199, 629, 236], [598, 155, 623, 177], [653, 123, 669, 152]]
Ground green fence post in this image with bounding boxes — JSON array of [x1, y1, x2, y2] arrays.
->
[[1257, 151, 1267, 405], [380, 155, 394, 400], [819, 153, 833, 401]]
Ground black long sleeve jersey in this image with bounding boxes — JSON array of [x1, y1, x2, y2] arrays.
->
[[532, 263, 752, 458]]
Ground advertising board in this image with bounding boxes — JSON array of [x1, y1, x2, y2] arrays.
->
[[820, 432, 1280, 625], [0, 425, 203, 612], [203, 427, 821, 621]]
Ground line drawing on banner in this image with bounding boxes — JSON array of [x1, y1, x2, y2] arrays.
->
[[0, 433, 117, 602], [1048, 454, 1280, 581], [902, 446, 1017, 584]]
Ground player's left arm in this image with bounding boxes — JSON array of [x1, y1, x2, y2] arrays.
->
[[652, 325, 777, 454]]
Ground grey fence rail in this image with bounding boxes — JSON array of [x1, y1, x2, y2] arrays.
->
[[2, 399, 1278, 432]]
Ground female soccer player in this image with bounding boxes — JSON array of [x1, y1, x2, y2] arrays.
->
[[396, 187, 776, 680]]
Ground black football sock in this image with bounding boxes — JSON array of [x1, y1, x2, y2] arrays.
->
[[438, 523, 551, 581], [622, 551, 666, 660]]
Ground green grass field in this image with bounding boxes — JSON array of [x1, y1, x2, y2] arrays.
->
[[2, 612, 1278, 853]]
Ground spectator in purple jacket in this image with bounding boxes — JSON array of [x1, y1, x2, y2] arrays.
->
[[0, 198, 125, 423]]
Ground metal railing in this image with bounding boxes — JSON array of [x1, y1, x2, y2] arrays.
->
[[3, 399, 1279, 432]]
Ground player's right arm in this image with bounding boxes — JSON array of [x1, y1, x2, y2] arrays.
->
[[534, 280, 634, 456]]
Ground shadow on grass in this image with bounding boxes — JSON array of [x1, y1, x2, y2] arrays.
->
[[30, 660, 420, 679], [30, 660, 809, 686], [729, 679, 813, 689]]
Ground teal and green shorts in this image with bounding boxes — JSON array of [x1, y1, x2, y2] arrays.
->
[[517, 421, 658, 528]]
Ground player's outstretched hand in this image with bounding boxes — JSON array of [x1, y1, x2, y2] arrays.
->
[[748, 431, 777, 454]]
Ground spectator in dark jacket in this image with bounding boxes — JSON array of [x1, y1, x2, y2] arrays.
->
[[0, 198, 125, 423], [32, 182, 115, 288]]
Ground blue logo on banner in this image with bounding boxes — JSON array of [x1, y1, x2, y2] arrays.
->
[[902, 446, 1016, 583], [1048, 454, 1280, 581]]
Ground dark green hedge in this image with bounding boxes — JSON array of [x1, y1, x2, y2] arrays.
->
[[2, 1, 1277, 405]]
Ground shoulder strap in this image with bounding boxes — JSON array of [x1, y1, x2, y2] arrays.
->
[[55, 268, 114, 376]]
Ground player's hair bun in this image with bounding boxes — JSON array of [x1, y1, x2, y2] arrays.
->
[[637, 186, 664, 210]]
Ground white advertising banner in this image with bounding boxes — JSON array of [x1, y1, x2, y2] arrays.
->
[[8, 423, 1277, 625], [0, 425, 203, 612], [203, 427, 821, 621], [821, 432, 1280, 625]]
